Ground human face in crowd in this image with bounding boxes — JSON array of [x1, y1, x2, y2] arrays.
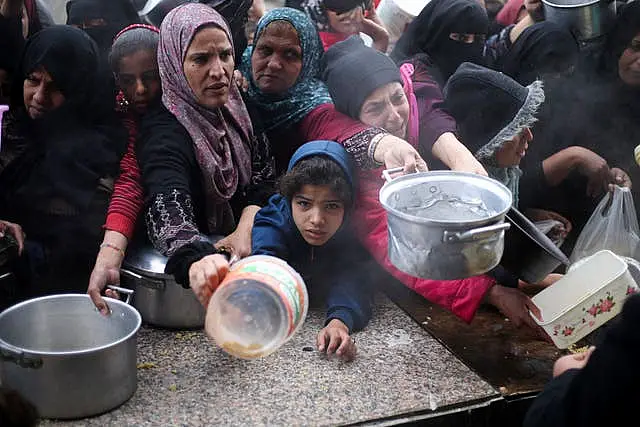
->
[[292, 185, 345, 246], [326, 7, 363, 35], [23, 66, 66, 120], [359, 82, 410, 139], [70, 18, 108, 30], [183, 26, 234, 109], [495, 127, 533, 167], [117, 49, 161, 115], [251, 21, 303, 94], [449, 33, 486, 44], [618, 34, 640, 87]]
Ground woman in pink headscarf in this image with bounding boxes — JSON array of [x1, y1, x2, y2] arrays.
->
[[136, 3, 274, 287]]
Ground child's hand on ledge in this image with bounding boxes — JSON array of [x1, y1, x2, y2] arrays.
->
[[317, 319, 357, 361]]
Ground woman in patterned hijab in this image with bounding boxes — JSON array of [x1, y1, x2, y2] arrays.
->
[[240, 7, 333, 133], [137, 3, 274, 267]]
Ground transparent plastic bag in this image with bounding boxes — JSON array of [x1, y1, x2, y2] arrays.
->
[[570, 186, 640, 264], [534, 219, 566, 248]]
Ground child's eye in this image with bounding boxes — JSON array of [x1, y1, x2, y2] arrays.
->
[[326, 203, 342, 211], [296, 200, 310, 209]]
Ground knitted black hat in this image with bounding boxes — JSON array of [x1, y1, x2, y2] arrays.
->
[[443, 62, 545, 160], [323, 0, 364, 13], [322, 35, 402, 119]]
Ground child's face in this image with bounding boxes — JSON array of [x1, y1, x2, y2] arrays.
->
[[326, 7, 363, 35], [292, 185, 345, 246]]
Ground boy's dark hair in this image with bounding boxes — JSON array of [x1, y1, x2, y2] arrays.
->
[[280, 156, 353, 207]]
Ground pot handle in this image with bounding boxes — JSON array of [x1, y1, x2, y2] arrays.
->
[[444, 222, 511, 243], [381, 167, 405, 183], [0, 341, 43, 369], [120, 268, 143, 280], [107, 285, 134, 305]]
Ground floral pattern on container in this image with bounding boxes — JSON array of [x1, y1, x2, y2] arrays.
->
[[584, 292, 616, 318], [552, 292, 621, 341]]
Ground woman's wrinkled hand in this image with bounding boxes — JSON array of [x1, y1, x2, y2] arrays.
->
[[317, 319, 357, 361], [526, 208, 573, 238], [215, 229, 252, 260], [233, 69, 249, 93], [0, 220, 25, 255], [87, 259, 122, 315], [375, 135, 429, 174], [609, 167, 632, 191], [486, 284, 550, 341], [188, 254, 230, 307]]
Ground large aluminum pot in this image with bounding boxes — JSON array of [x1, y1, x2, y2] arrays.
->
[[542, 0, 612, 40], [0, 292, 141, 419], [121, 243, 206, 329], [379, 170, 512, 280]]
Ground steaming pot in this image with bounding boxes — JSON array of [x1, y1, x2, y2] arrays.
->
[[379, 170, 512, 280]]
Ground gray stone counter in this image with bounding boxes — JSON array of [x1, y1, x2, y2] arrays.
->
[[43, 296, 498, 426]]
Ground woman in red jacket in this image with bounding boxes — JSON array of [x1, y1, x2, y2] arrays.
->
[[87, 24, 161, 313], [322, 36, 543, 329]]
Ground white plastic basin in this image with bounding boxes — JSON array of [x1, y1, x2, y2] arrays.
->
[[531, 250, 638, 349]]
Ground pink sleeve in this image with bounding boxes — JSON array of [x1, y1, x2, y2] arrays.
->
[[354, 170, 496, 323], [299, 104, 384, 169]]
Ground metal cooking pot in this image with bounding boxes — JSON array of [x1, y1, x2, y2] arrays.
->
[[379, 170, 512, 280], [121, 242, 207, 329], [501, 207, 571, 284], [542, 0, 613, 40], [0, 292, 140, 419]]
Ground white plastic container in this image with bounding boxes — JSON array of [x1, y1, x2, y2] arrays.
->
[[531, 250, 639, 349], [377, 0, 430, 47], [0, 105, 8, 152], [206, 255, 308, 359]]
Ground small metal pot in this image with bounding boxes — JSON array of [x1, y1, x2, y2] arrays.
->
[[542, 0, 612, 40], [379, 170, 512, 280], [121, 243, 206, 329], [0, 291, 140, 419], [501, 207, 571, 284]]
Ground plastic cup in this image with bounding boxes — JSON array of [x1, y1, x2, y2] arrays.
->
[[206, 255, 308, 359]]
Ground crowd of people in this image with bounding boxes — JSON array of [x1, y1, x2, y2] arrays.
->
[[0, 0, 639, 423]]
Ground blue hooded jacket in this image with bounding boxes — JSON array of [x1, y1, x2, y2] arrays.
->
[[251, 141, 373, 332]]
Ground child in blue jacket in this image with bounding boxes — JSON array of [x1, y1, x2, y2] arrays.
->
[[252, 140, 373, 361]]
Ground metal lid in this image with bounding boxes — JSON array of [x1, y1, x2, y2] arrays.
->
[[123, 235, 222, 276], [123, 244, 169, 276], [379, 171, 513, 226]]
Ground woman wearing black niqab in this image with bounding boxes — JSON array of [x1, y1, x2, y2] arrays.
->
[[518, 2, 640, 250], [66, 0, 141, 54], [390, 0, 489, 86], [0, 26, 126, 306], [497, 21, 579, 86]]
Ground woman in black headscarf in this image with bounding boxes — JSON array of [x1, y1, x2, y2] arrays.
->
[[390, 0, 489, 86], [0, 26, 126, 306], [519, 2, 639, 249], [66, 0, 141, 55], [497, 21, 579, 86]]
